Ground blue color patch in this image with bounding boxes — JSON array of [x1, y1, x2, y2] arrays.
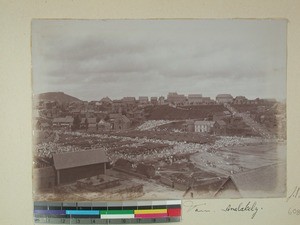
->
[[66, 210, 99, 215]]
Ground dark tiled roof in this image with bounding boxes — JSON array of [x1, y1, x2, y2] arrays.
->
[[53, 149, 109, 170]]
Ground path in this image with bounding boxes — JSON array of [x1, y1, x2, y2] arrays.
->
[[224, 103, 275, 139]]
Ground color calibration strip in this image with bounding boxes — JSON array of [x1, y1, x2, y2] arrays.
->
[[34, 200, 181, 224]]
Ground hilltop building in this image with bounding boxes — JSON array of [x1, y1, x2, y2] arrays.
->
[[188, 94, 203, 105], [167, 92, 187, 106], [216, 94, 234, 104], [138, 96, 149, 105], [122, 97, 136, 107], [150, 97, 158, 105], [158, 96, 166, 105], [233, 96, 248, 104], [202, 97, 216, 105]]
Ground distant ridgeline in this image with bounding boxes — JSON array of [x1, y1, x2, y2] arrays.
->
[[35, 92, 82, 104]]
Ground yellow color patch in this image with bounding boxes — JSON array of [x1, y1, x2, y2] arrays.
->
[[134, 209, 167, 214]]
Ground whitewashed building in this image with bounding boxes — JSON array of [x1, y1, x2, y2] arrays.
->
[[194, 121, 215, 133]]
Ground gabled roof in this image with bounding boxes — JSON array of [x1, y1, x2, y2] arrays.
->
[[53, 149, 109, 170], [100, 97, 112, 103], [215, 120, 226, 126]]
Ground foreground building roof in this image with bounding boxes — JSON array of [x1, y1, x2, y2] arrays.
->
[[53, 149, 109, 170], [230, 163, 286, 198]]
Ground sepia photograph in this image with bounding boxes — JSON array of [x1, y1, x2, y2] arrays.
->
[[31, 19, 287, 201]]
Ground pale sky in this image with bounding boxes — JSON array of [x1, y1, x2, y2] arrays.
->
[[32, 19, 287, 101]]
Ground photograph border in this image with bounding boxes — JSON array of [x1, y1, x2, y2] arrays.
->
[[1, 1, 300, 225]]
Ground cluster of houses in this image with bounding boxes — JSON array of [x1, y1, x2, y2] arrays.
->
[[164, 93, 269, 106], [34, 92, 278, 132], [49, 113, 131, 132]]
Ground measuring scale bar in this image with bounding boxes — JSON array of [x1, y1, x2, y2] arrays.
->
[[34, 200, 181, 224]]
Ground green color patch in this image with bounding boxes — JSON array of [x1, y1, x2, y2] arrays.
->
[[100, 210, 134, 215]]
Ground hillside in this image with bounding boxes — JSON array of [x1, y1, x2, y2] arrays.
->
[[145, 105, 227, 120], [35, 92, 82, 103]]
